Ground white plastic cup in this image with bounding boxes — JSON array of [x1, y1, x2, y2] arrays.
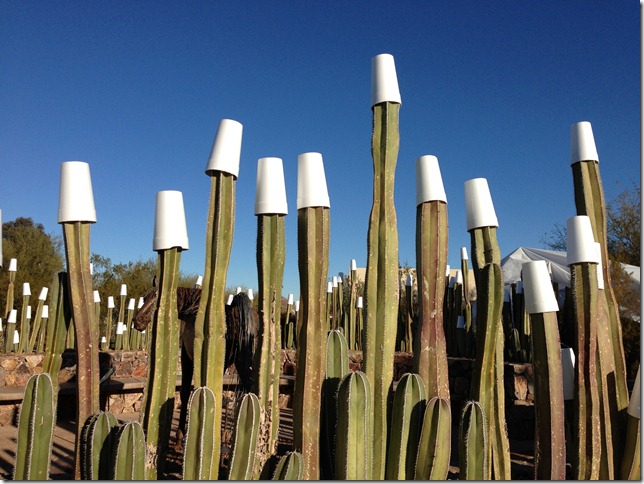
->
[[138, 297, 144, 309], [416, 155, 447, 206], [26, 306, 31, 320], [93, 290, 100, 303], [204, 119, 243, 177], [153, 190, 189, 251], [288, 294, 294, 305], [128, 298, 135, 311], [255, 157, 288, 215], [445, 265, 450, 277], [8, 258, 17, 272], [195, 275, 203, 287], [356, 296, 363, 309], [297, 152, 330, 209], [455, 270, 463, 286], [58, 161, 97, 223], [337, 275, 343, 284], [38, 287, 49, 301], [327, 281, 333, 293], [247, 289, 254, 300], [333, 276, 338, 288], [371, 53, 401, 107], [461, 247, 469, 261], [566, 216, 599, 265], [101, 336, 107, 344], [107, 296, 115, 309], [570, 121, 599, 164], [595, 243, 604, 290], [22, 282, 30, 297], [116, 322, 124, 335], [561, 347, 576, 401], [294, 300, 300, 312], [42, 305, 49, 319], [120, 284, 128, 297], [236, 287, 242, 295], [226, 294, 234, 306], [464, 178, 499, 231], [522, 261, 559, 314], [628, 366, 641, 418], [351, 259, 357, 271], [13, 330, 19, 345]]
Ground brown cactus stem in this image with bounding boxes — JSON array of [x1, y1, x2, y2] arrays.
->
[[529, 311, 566, 479], [293, 206, 329, 480], [62, 222, 100, 479], [413, 200, 449, 401]]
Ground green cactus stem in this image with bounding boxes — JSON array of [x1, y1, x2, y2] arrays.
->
[[272, 451, 304, 480], [62, 221, 100, 478], [348, 263, 358, 350], [18, 288, 31, 353], [385, 372, 427, 480], [293, 205, 330, 480], [335, 371, 373, 480], [113, 421, 146, 480], [13, 373, 55, 480], [35, 308, 48, 353], [228, 392, 261, 480], [182, 386, 219, 480], [620, 367, 641, 480], [459, 400, 487, 480], [42, 272, 72, 397], [140, 247, 182, 480], [105, 301, 114, 349], [529, 311, 566, 479], [415, 395, 451, 479], [3, 261, 16, 339], [27, 291, 47, 353], [363, 99, 400, 480], [81, 411, 118, 480], [117, 289, 127, 350]]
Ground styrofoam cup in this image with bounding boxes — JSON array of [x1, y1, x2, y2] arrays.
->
[[570, 121, 599, 164], [356, 296, 363, 309], [22, 282, 30, 297], [13, 330, 19, 344], [628, 366, 640, 418], [294, 300, 300, 312], [566, 216, 598, 265], [371, 53, 401, 106], [116, 322, 124, 335], [288, 294, 294, 305], [351, 259, 357, 271], [196, 275, 203, 287], [416, 155, 447, 206], [58, 161, 97, 223], [93, 290, 100, 303], [327, 281, 333, 293], [153, 190, 190, 251], [455, 270, 463, 286], [522, 261, 559, 314], [226, 294, 234, 305], [107, 296, 115, 309], [255, 157, 288, 215], [26, 306, 31, 319], [464, 178, 499, 231], [42, 305, 48, 318], [8, 258, 17, 272], [7, 309, 16, 323], [38, 287, 48, 301], [297, 152, 330, 209], [120, 284, 128, 296], [461, 247, 469, 261], [205, 119, 243, 177], [128, 298, 135, 311], [561, 347, 575, 401]]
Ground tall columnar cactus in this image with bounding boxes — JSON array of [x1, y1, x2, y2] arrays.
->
[[113, 421, 146, 480], [81, 411, 119, 480], [228, 392, 261, 480], [58, 161, 100, 478], [28, 287, 48, 352], [293, 152, 331, 480], [459, 400, 487, 480], [182, 386, 219, 480], [42, 272, 71, 396], [192, 120, 242, 473], [13, 373, 55, 480], [5, 309, 17, 354], [363, 53, 401, 479], [36, 304, 49, 353], [272, 451, 304, 480], [334, 371, 373, 480], [620, 366, 641, 480], [415, 395, 452, 479], [117, 285, 127, 350], [522, 260, 566, 479], [105, 296, 115, 349], [18, 282, 31, 353], [464, 178, 511, 479], [385, 372, 427, 480], [570, 121, 629, 411], [348, 259, 358, 350], [140, 190, 188, 479], [460, 247, 473, 358], [3, 258, 17, 328]]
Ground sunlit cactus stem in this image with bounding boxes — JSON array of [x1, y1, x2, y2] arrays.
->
[[348, 260, 358, 350], [117, 285, 127, 350], [3, 258, 17, 344], [415, 395, 451, 479], [18, 283, 31, 353], [182, 386, 219, 480], [459, 400, 487, 480], [272, 451, 304, 480], [42, 272, 72, 397], [81, 411, 119, 480], [228, 392, 261, 480], [113, 421, 146, 480], [35, 304, 49, 353], [620, 366, 641, 480], [5, 309, 17, 354], [105, 297, 115, 349]]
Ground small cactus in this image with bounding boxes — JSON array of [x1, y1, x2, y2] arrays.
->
[[272, 451, 304, 480], [81, 411, 119, 480], [182, 386, 219, 480], [228, 392, 261, 480], [113, 421, 146, 480], [459, 400, 487, 480], [415, 396, 451, 479]]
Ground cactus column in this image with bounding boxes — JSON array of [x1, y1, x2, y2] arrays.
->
[[363, 53, 401, 479]]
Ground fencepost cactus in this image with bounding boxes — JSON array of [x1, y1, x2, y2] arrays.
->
[[140, 190, 188, 479], [182, 386, 219, 480], [464, 177, 511, 479], [5, 309, 16, 354], [620, 366, 641, 480], [42, 272, 72, 396], [3, 258, 17, 330], [292, 151, 331, 479], [459, 400, 487, 480], [348, 259, 358, 350], [59, 161, 100, 478], [192, 120, 242, 472], [93, 289, 101, 343], [27, 287, 48, 353], [228, 392, 261, 480], [13, 372, 55, 480], [522, 260, 566, 479], [36, 304, 49, 353], [363, 53, 401, 479], [334, 371, 373, 480], [81, 411, 119, 480], [355, 296, 363, 351], [415, 395, 451, 479], [460, 247, 474, 357], [113, 421, 146, 480], [125, 297, 136, 349], [18, 282, 31, 353], [385, 372, 427, 480], [106, 296, 115, 349], [272, 451, 304, 480], [117, 284, 127, 350]]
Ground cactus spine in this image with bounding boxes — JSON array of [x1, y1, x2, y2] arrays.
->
[[228, 392, 261, 480], [42, 272, 71, 396], [18, 285, 31, 353], [293, 206, 330, 480], [182, 386, 219, 480], [273, 451, 304, 480], [113, 421, 146, 480], [459, 400, 487, 480], [140, 247, 182, 479], [27, 290, 46, 353], [3, 260, 16, 352], [13, 372, 55, 480], [415, 395, 451, 479], [81, 411, 118, 480]]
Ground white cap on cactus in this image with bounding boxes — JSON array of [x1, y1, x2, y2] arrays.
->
[[415, 155, 447, 206], [196, 275, 203, 287], [42, 305, 48, 318], [89, 262, 93, 275], [8, 309, 17, 323], [288, 294, 294, 305], [457, 315, 465, 329], [566, 216, 599, 265], [26, 306, 31, 319], [13, 330, 19, 344], [38, 287, 49, 301], [461, 247, 469, 261], [327, 281, 333, 293], [120, 284, 127, 296], [561, 347, 575, 401], [226, 294, 234, 306], [101, 336, 107, 344], [8, 258, 17, 272], [522, 261, 559, 314], [93, 290, 100, 303], [205, 119, 243, 177], [351, 259, 357, 271], [445, 265, 450, 277], [297, 152, 330, 209], [294, 300, 300, 312], [247, 289, 254, 300], [116, 322, 124, 335], [357, 296, 363, 309], [153, 190, 189, 251], [455, 270, 463, 286], [236, 287, 242, 294], [595, 243, 605, 290], [464, 178, 499, 231], [627, 366, 641, 418], [138, 297, 144, 309], [128, 298, 135, 311], [570, 121, 599, 164], [58, 161, 97, 223], [107, 296, 115, 309], [22, 282, 30, 297], [371, 53, 401, 106], [406, 274, 413, 287], [142, 330, 146, 334], [333, 276, 338, 288], [338, 274, 344, 284], [255, 157, 288, 215]]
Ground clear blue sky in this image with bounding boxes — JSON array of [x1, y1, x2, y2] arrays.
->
[[1, 1, 640, 300]]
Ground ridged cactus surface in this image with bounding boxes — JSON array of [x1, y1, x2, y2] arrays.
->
[[415, 396, 451, 479], [81, 411, 118, 480], [228, 392, 261, 480], [272, 451, 304, 480], [459, 400, 487, 480], [113, 421, 146, 480], [182, 386, 219, 480]]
